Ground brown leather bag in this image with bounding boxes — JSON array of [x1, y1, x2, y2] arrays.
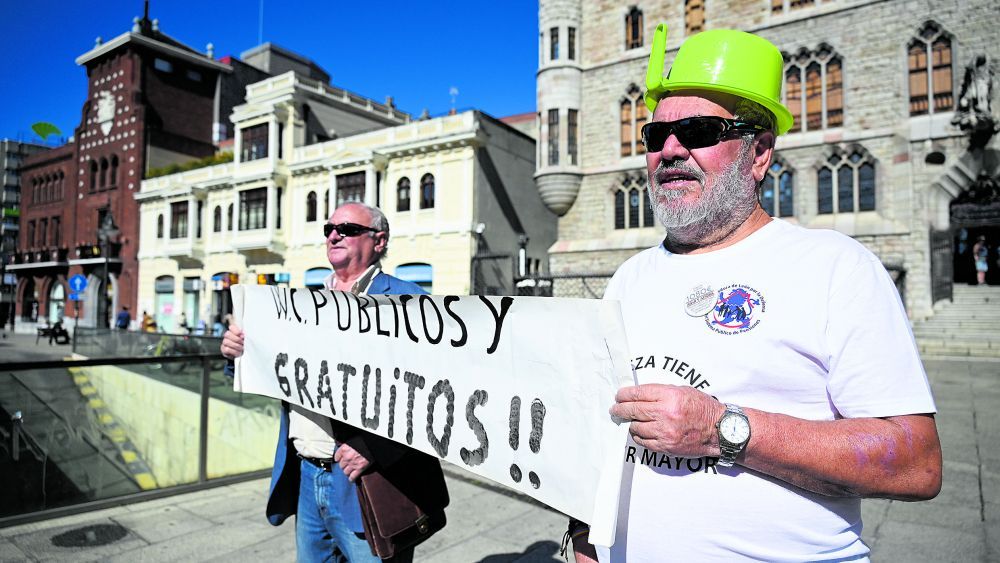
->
[[355, 451, 449, 559]]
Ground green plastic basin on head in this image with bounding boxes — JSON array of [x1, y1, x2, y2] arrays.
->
[[644, 24, 794, 135]]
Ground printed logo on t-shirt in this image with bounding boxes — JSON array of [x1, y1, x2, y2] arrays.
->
[[706, 284, 766, 335]]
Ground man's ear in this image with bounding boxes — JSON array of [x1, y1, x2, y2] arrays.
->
[[750, 131, 775, 183], [374, 232, 388, 254]]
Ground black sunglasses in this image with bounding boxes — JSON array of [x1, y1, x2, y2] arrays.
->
[[323, 222, 379, 239], [641, 116, 766, 152]]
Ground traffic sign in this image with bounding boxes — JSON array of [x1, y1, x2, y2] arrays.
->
[[69, 274, 88, 293], [69, 292, 83, 301]]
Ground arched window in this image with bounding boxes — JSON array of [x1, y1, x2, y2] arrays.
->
[[90, 161, 97, 192], [99, 158, 109, 188], [760, 158, 795, 217], [908, 21, 953, 115], [817, 147, 877, 214], [783, 45, 844, 132], [420, 174, 435, 209], [157, 214, 164, 238], [620, 84, 646, 157], [57, 171, 64, 200], [306, 191, 317, 222], [110, 155, 119, 187], [625, 6, 643, 50], [323, 190, 329, 219], [227, 203, 234, 231], [397, 177, 411, 212], [213, 206, 222, 232], [613, 173, 654, 229]]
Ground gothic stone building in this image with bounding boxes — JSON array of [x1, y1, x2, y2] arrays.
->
[[535, 0, 1000, 318]]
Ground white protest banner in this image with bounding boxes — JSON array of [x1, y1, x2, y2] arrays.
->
[[231, 285, 633, 547]]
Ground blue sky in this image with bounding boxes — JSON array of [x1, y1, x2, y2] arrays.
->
[[0, 0, 539, 143]]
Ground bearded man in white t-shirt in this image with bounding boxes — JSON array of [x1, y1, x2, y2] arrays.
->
[[568, 25, 942, 563]]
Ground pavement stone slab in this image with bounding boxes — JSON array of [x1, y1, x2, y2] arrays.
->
[[0, 538, 31, 563], [8, 519, 148, 563], [870, 520, 986, 563], [111, 505, 212, 544]]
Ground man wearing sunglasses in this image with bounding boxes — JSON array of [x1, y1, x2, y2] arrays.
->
[[569, 26, 941, 563], [222, 202, 448, 562]]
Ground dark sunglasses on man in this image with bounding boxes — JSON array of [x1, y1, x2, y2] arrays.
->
[[641, 116, 766, 152], [323, 222, 379, 239]]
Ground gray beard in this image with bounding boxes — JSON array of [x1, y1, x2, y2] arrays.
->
[[646, 144, 758, 246]]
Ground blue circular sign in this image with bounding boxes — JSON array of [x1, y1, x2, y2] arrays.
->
[[69, 274, 88, 293]]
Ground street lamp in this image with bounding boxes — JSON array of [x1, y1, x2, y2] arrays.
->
[[97, 211, 120, 329]]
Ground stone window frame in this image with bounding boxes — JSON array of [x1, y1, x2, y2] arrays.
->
[[612, 171, 655, 230], [815, 145, 877, 215], [306, 190, 318, 222], [397, 177, 411, 212], [685, 0, 705, 36], [771, 0, 817, 15], [567, 109, 579, 166], [907, 21, 955, 116], [625, 6, 644, 51], [213, 205, 222, 233], [760, 155, 795, 218], [619, 83, 648, 158], [170, 200, 189, 239], [782, 44, 844, 133], [420, 173, 436, 210], [548, 109, 560, 166]]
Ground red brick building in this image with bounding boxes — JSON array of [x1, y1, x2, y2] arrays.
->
[[11, 13, 268, 329]]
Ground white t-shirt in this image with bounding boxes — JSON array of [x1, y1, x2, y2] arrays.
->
[[600, 219, 936, 563]]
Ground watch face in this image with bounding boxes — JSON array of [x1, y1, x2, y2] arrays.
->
[[720, 414, 750, 444]]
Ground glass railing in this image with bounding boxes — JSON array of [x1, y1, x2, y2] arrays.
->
[[0, 335, 279, 526]]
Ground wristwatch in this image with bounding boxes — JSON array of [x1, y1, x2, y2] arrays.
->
[[716, 403, 750, 467]]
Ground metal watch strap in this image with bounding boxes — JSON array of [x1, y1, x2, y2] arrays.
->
[[717, 403, 748, 468]]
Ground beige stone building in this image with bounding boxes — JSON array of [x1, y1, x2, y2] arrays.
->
[[137, 71, 551, 331], [536, 0, 1000, 317]]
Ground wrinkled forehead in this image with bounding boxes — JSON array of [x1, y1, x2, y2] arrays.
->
[[654, 89, 741, 121]]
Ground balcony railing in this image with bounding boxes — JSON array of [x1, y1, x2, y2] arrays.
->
[[11, 247, 69, 265], [0, 329, 276, 527], [75, 242, 122, 260]]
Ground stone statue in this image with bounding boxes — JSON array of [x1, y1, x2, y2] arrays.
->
[[952, 54, 997, 147]]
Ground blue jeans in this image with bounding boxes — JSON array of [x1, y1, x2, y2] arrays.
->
[[295, 459, 413, 563]]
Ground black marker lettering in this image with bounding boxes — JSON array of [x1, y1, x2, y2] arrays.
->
[[315, 360, 334, 416], [398, 295, 420, 343], [270, 287, 289, 320], [443, 296, 468, 348], [337, 363, 356, 421], [460, 390, 489, 466], [403, 371, 425, 445], [360, 365, 380, 430], [479, 295, 514, 354], [293, 357, 314, 408], [309, 288, 328, 326], [426, 379, 455, 458], [274, 353, 290, 396], [419, 295, 444, 345]]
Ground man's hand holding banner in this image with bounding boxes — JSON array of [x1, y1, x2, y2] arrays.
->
[[231, 285, 632, 547]]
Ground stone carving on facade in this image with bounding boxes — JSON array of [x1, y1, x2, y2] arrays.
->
[[97, 91, 116, 136], [951, 54, 997, 148]]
